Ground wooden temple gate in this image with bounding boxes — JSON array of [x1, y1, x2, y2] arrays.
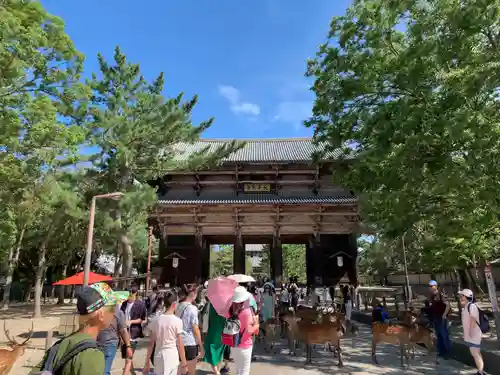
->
[[148, 138, 362, 287]]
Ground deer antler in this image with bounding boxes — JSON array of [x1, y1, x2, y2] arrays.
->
[[3, 320, 34, 346], [3, 321, 15, 345], [19, 321, 34, 346]]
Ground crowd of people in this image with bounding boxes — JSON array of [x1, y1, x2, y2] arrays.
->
[[30, 277, 487, 375]]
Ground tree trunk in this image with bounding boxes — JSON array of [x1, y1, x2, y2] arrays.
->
[[465, 268, 483, 294], [34, 224, 56, 318], [472, 254, 485, 297], [119, 232, 133, 278], [57, 262, 69, 304], [114, 237, 122, 278], [458, 269, 469, 289], [452, 269, 462, 314], [2, 226, 25, 310]]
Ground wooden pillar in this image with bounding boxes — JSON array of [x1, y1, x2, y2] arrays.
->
[[270, 234, 283, 287], [196, 230, 209, 283], [346, 233, 359, 287], [233, 232, 245, 274], [199, 235, 210, 282], [306, 239, 315, 286], [307, 234, 322, 286], [159, 226, 169, 285]]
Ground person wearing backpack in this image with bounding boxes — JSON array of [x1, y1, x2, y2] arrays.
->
[[34, 283, 119, 375], [459, 289, 486, 375], [222, 286, 259, 375], [176, 285, 205, 375]]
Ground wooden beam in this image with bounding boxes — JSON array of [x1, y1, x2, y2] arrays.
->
[[164, 222, 354, 228], [138, 169, 319, 175], [164, 227, 354, 235], [151, 211, 359, 218], [157, 179, 324, 185]]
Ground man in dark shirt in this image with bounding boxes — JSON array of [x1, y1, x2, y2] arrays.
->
[[428, 280, 451, 358], [120, 285, 147, 375], [145, 286, 159, 316]]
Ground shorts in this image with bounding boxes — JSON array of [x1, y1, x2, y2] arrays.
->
[[120, 340, 138, 359], [184, 345, 199, 361], [465, 341, 481, 349]]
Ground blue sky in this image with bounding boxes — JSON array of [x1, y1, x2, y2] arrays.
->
[[42, 0, 351, 139]]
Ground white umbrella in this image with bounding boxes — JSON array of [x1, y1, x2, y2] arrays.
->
[[227, 274, 255, 283]]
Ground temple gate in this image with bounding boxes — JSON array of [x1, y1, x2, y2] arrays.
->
[[148, 138, 362, 287]]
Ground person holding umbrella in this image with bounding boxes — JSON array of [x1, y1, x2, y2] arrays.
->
[[226, 286, 259, 375]]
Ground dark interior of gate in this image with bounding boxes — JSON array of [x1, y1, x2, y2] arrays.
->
[[148, 138, 363, 288]]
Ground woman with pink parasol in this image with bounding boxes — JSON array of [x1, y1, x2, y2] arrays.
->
[[203, 277, 237, 375]]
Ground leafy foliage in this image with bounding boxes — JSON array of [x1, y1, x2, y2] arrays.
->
[[306, 0, 500, 270], [0, 2, 241, 314]]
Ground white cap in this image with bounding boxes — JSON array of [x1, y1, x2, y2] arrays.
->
[[232, 286, 250, 303], [458, 289, 473, 298]]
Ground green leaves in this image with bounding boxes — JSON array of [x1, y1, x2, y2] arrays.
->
[[307, 0, 500, 266]]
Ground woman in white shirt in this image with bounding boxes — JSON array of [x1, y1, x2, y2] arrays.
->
[[458, 289, 484, 375], [143, 291, 187, 375]]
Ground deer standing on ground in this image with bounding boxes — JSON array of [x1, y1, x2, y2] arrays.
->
[[0, 320, 35, 375], [371, 310, 417, 368], [283, 314, 348, 367]]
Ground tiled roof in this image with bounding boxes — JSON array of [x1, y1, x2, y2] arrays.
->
[[157, 194, 356, 205], [169, 138, 348, 163]]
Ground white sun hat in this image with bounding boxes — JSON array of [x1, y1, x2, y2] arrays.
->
[[458, 289, 473, 298], [232, 286, 251, 303]]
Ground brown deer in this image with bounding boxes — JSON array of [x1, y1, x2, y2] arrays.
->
[[0, 320, 35, 375], [283, 314, 348, 367]]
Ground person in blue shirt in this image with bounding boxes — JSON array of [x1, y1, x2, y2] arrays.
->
[[372, 303, 390, 323]]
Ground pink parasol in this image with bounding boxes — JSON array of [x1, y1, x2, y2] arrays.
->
[[207, 277, 238, 317]]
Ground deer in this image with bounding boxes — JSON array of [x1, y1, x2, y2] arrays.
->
[[0, 320, 35, 375], [402, 309, 437, 363], [371, 309, 417, 368], [283, 314, 347, 367], [259, 317, 280, 353]]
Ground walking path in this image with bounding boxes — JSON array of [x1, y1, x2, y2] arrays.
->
[[7, 324, 481, 375]]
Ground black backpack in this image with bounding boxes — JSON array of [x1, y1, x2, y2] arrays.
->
[[34, 339, 100, 375], [467, 303, 490, 334]]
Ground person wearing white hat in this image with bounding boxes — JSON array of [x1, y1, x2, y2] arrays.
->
[[458, 289, 484, 375], [228, 286, 259, 375]]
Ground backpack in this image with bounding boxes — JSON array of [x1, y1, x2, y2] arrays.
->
[[221, 317, 242, 347], [467, 303, 490, 334], [33, 339, 99, 375]]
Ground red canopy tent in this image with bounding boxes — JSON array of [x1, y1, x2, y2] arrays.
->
[[53, 271, 112, 286]]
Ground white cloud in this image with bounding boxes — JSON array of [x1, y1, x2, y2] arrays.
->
[[273, 101, 312, 130], [218, 84, 261, 116]]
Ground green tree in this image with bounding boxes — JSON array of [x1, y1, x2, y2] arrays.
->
[[0, 0, 85, 312], [81, 47, 243, 279], [255, 244, 306, 283], [258, 245, 271, 277], [306, 0, 500, 264], [282, 244, 306, 284], [210, 245, 233, 277]]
